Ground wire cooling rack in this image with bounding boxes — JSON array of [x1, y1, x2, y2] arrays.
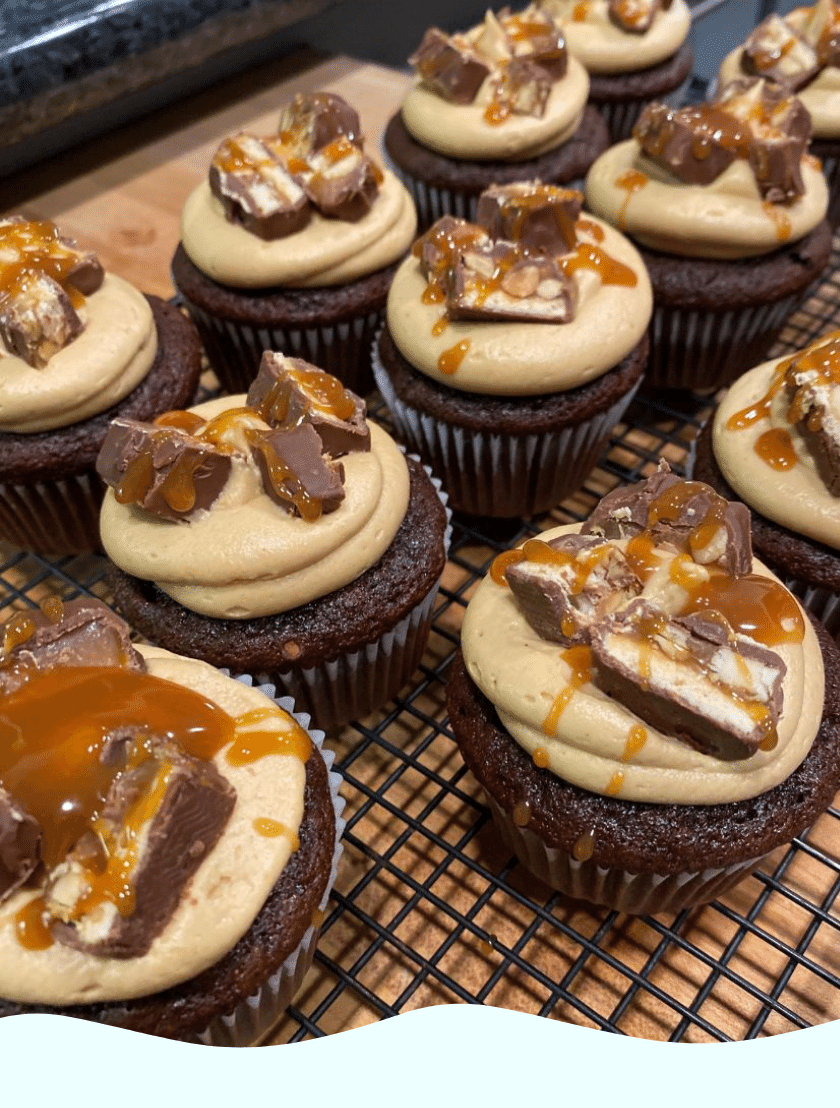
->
[[3, 0, 839, 1044]]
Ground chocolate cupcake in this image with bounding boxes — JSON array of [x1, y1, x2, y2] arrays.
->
[[0, 217, 202, 554], [692, 329, 840, 640], [171, 91, 416, 397], [718, 0, 840, 225], [96, 353, 450, 732], [383, 4, 609, 229], [0, 598, 344, 1044], [539, 0, 694, 141], [585, 77, 832, 393], [447, 468, 840, 914], [373, 181, 651, 518]]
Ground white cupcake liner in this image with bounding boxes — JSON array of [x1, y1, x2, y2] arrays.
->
[[373, 336, 640, 516], [0, 468, 103, 554], [647, 293, 808, 392], [179, 298, 382, 396], [486, 795, 768, 915], [198, 685, 346, 1047], [776, 573, 840, 642]]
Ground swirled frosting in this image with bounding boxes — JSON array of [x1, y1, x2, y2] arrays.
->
[[540, 0, 692, 75], [463, 522, 823, 805], [712, 343, 840, 551], [386, 212, 651, 394], [0, 272, 157, 435], [99, 394, 410, 620], [0, 645, 308, 1005], [180, 169, 416, 289]]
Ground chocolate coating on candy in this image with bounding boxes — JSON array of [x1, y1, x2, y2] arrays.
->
[[448, 242, 575, 323], [783, 332, 840, 495], [0, 788, 40, 906], [476, 182, 581, 255], [608, 0, 671, 35], [251, 423, 345, 519], [278, 91, 362, 153], [742, 15, 820, 91], [300, 140, 380, 221], [409, 28, 491, 104], [96, 417, 233, 522], [46, 736, 235, 959], [209, 134, 310, 240]]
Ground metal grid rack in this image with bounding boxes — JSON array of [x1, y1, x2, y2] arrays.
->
[[3, 0, 840, 1045]]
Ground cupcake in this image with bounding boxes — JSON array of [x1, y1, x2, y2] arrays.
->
[[585, 77, 832, 393], [692, 328, 840, 640], [96, 352, 449, 732], [717, 0, 840, 225], [539, 0, 694, 141], [446, 466, 840, 914], [0, 597, 343, 1044], [171, 91, 417, 397], [0, 216, 202, 555], [383, 4, 610, 229], [373, 180, 652, 518]]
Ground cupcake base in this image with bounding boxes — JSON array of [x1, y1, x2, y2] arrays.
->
[[446, 629, 840, 915], [587, 42, 694, 142], [374, 326, 647, 518], [106, 456, 450, 732], [171, 244, 398, 396], [692, 419, 840, 639], [0, 297, 203, 555], [637, 221, 834, 393], [383, 104, 609, 230], [0, 706, 344, 1044]]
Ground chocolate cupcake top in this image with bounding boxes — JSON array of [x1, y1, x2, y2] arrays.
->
[[539, 0, 691, 75], [0, 217, 158, 434], [0, 598, 311, 1006], [180, 92, 416, 289], [585, 77, 829, 258], [461, 467, 824, 805], [98, 352, 411, 620], [711, 329, 840, 552], [385, 181, 651, 395], [400, 4, 590, 162], [718, 0, 840, 140]]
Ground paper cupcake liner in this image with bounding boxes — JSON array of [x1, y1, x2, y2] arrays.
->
[[646, 293, 807, 393], [198, 686, 346, 1047], [373, 339, 640, 517], [179, 297, 382, 396], [591, 99, 646, 144], [486, 795, 768, 915], [0, 468, 103, 555], [775, 573, 840, 642]]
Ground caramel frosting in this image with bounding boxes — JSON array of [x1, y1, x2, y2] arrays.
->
[[719, 4, 840, 139], [712, 340, 840, 552], [400, 56, 589, 161], [0, 272, 157, 435], [99, 394, 410, 619], [0, 643, 308, 1005], [180, 168, 416, 289], [463, 521, 823, 805], [540, 0, 691, 75], [585, 136, 828, 259], [386, 212, 651, 394]]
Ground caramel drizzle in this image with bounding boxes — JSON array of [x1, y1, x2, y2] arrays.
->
[[572, 828, 596, 861], [0, 220, 88, 310], [542, 644, 592, 734], [438, 339, 471, 376], [614, 170, 649, 228]]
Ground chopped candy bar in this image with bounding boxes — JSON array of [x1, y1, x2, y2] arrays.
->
[[448, 242, 576, 323], [278, 91, 362, 154], [608, 0, 667, 35], [476, 182, 581, 255], [301, 140, 380, 221], [742, 15, 819, 90], [784, 338, 840, 495], [409, 28, 491, 104], [251, 423, 346, 519], [209, 133, 309, 240], [0, 270, 83, 368]]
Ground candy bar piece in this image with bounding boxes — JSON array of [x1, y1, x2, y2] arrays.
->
[[506, 534, 640, 644], [96, 417, 233, 522], [496, 56, 553, 118], [785, 353, 840, 495], [801, 0, 840, 68], [447, 242, 576, 323], [476, 182, 581, 255], [302, 140, 380, 220], [278, 91, 362, 155], [417, 216, 491, 290], [209, 133, 309, 240], [501, 6, 567, 78], [718, 79, 810, 202], [46, 736, 235, 958], [0, 216, 104, 298], [0, 270, 83, 368], [590, 600, 787, 759], [246, 352, 370, 456], [742, 15, 819, 90], [583, 468, 753, 577], [252, 423, 345, 520], [608, 0, 664, 35], [0, 598, 145, 697], [634, 102, 742, 186], [0, 787, 40, 905], [409, 27, 491, 104]]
